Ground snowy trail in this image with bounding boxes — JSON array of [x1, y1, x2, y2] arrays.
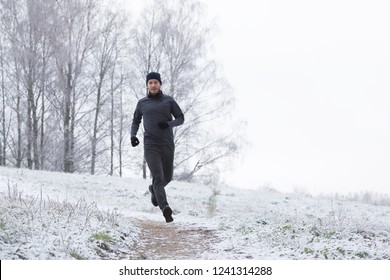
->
[[130, 219, 218, 259]]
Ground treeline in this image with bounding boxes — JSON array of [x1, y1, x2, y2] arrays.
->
[[320, 191, 390, 207], [0, 0, 240, 183]]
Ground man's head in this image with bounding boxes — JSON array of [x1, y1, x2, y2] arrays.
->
[[146, 72, 162, 96]]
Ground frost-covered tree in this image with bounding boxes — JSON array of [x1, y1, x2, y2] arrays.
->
[[129, 0, 240, 183], [0, 0, 241, 184], [89, 7, 128, 175]]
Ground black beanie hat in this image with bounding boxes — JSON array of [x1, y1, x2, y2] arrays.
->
[[146, 72, 162, 85]]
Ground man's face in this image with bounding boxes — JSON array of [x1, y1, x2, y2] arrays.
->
[[147, 80, 161, 95]]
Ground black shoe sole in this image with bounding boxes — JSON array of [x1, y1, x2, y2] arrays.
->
[[163, 206, 173, 223], [149, 185, 158, 207]]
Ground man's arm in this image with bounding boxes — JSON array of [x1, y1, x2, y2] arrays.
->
[[168, 99, 184, 127], [131, 103, 142, 137]]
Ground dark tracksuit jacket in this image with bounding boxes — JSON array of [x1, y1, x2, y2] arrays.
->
[[131, 91, 184, 210]]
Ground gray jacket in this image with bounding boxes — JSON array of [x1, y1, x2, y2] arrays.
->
[[131, 91, 184, 146]]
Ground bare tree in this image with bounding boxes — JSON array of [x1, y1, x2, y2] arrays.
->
[[1, 0, 28, 168], [2, 0, 60, 171], [129, 2, 169, 179], [20, 0, 47, 170], [131, 0, 240, 183], [90, 7, 127, 175], [0, 0, 240, 184], [51, 0, 98, 173], [108, 66, 128, 176]]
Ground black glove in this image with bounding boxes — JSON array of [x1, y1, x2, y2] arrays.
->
[[158, 122, 169, 129], [131, 136, 140, 147]]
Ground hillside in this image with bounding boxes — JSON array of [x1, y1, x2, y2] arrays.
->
[[0, 167, 389, 260]]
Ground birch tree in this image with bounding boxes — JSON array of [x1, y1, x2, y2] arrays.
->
[[131, 0, 239, 183], [51, 0, 97, 173], [17, 0, 51, 170], [90, 8, 127, 175], [108, 66, 129, 177], [0, 0, 240, 183], [129, 3, 167, 179], [0, 0, 28, 168]]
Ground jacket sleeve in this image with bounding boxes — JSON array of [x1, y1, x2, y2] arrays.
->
[[131, 102, 142, 137], [168, 99, 184, 127]]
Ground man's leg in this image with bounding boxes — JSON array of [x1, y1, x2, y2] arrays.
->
[[144, 145, 169, 210], [148, 184, 158, 207], [160, 145, 175, 223], [162, 145, 174, 187]]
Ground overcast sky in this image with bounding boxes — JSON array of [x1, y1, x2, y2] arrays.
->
[[125, 0, 390, 195]]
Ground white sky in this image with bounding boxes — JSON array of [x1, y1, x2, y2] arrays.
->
[[124, 0, 390, 195]]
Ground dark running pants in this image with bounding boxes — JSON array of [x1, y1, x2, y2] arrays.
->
[[144, 144, 174, 210]]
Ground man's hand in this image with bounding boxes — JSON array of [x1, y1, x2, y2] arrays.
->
[[131, 136, 140, 147], [158, 122, 169, 129]]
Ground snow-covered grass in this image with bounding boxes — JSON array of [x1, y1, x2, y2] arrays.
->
[[0, 177, 138, 259], [0, 166, 389, 260]]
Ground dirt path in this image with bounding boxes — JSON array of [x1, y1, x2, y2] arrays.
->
[[129, 219, 219, 259]]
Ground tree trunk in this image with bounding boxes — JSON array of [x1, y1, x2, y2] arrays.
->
[[40, 82, 45, 169], [16, 63, 22, 168], [64, 62, 73, 173], [109, 72, 114, 176], [70, 67, 76, 172], [118, 88, 124, 178], [27, 87, 33, 169], [40, 41, 47, 170], [91, 76, 103, 175], [0, 42, 5, 166], [32, 96, 39, 169], [27, 85, 40, 170]]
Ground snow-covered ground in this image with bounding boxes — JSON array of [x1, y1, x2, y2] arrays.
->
[[0, 166, 389, 260]]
